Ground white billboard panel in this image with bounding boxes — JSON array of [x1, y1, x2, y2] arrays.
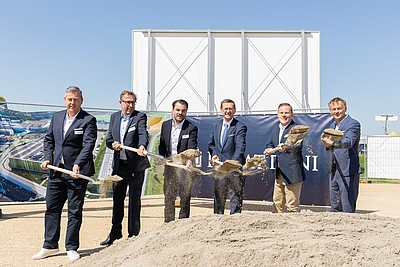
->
[[367, 136, 400, 179], [132, 30, 320, 113]]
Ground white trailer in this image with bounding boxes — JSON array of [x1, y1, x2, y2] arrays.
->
[[131, 29, 320, 113]]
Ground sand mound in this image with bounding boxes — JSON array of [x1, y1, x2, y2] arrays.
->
[[69, 211, 400, 267]]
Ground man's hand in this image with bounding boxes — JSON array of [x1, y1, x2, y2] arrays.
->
[[210, 155, 219, 166], [263, 148, 273, 156], [277, 144, 287, 152], [184, 160, 193, 172], [41, 160, 51, 170], [137, 145, 147, 157], [112, 141, 122, 151], [321, 139, 333, 147], [71, 164, 80, 178]]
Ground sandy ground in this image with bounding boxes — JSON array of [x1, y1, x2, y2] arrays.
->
[[1, 183, 400, 266]]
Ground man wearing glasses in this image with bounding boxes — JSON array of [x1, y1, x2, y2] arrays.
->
[[100, 90, 150, 246]]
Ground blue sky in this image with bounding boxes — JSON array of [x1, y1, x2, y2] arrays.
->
[[0, 0, 399, 136]]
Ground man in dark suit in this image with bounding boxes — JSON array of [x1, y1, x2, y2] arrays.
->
[[322, 97, 361, 213], [264, 103, 306, 213], [208, 99, 247, 214], [33, 86, 97, 262], [158, 99, 198, 222], [100, 90, 150, 245]]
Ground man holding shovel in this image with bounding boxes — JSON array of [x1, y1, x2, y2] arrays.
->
[[33, 86, 97, 262], [322, 97, 361, 213], [264, 103, 306, 213], [100, 90, 150, 246], [208, 99, 247, 214], [158, 99, 199, 222]]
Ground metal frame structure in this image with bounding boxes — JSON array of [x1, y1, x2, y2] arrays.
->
[[132, 29, 320, 114]]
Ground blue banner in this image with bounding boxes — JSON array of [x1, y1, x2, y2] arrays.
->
[[187, 113, 334, 206]]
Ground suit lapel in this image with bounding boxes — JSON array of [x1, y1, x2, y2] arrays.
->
[[216, 121, 223, 148], [124, 111, 137, 141], [338, 115, 350, 131], [281, 126, 290, 143], [55, 111, 66, 142], [164, 120, 173, 150], [178, 120, 188, 142], [280, 120, 295, 143]]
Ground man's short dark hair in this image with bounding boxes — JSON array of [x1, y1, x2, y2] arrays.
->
[[220, 99, 236, 109], [328, 97, 347, 109], [172, 99, 189, 109], [278, 102, 293, 113], [120, 90, 137, 101]]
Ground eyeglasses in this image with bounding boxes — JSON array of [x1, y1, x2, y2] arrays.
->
[[122, 100, 136, 105]]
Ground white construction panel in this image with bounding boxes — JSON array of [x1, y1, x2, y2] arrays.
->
[[132, 30, 320, 113], [132, 32, 148, 102], [247, 33, 303, 110], [367, 136, 400, 179], [213, 34, 242, 111]]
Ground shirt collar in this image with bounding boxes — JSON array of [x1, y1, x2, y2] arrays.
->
[[120, 111, 131, 119], [172, 119, 185, 129], [65, 110, 80, 120], [223, 118, 233, 127], [279, 121, 290, 131]]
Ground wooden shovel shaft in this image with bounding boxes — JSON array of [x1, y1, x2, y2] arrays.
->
[[269, 143, 284, 153], [165, 162, 211, 175], [120, 144, 164, 159], [47, 165, 95, 182]]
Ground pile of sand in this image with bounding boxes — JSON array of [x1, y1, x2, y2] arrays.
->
[[69, 210, 400, 267]]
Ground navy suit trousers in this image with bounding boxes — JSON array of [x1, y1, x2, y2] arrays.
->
[[43, 172, 88, 251], [111, 162, 145, 237], [330, 169, 360, 213], [163, 166, 197, 222], [214, 173, 245, 214]]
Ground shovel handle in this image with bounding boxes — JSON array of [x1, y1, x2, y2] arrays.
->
[[165, 162, 211, 175], [120, 144, 164, 159], [213, 160, 223, 165], [47, 165, 95, 182], [269, 143, 285, 153]]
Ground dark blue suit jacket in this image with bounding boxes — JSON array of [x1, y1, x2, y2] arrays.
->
[[106, 110, 151, 174], [208, 118, 247, 165], [158, 119, 198, 157], [43, 109, 97, 177], [265, 120, 306, 184], [329, 115, 362, 177]]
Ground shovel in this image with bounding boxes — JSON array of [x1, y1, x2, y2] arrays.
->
[[91, 175, 123, 184], [120, 145, 206, 174], [172, 149, 202, 162], [242, 156, 269, 176], [268, 125, 309, 153], [47, 165, 95, 182], [164, 162, 212, 175], [211, 159, 242, 173], [321, 128, 344, 145], [119, 144, 164, 159]]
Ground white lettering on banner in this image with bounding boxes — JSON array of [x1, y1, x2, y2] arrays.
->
[[263, 154, 318, 171], [207, 153, 318, 171], [304, 155, 318, 171], [269, 155, 277, 169]]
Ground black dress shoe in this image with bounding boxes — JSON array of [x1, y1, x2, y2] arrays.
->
[[100, 233, 122, 246]]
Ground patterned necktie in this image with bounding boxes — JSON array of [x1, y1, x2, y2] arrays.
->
[[221, 123, 228, 146]]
